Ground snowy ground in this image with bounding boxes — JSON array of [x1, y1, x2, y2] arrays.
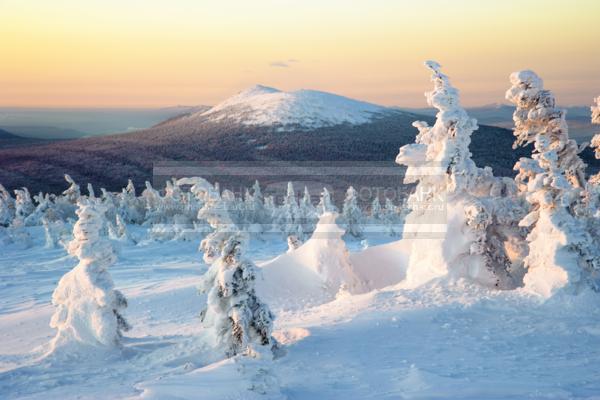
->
[[1, 227, 600, 399]]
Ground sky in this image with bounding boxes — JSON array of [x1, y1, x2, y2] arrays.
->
[[1, 0, 599, 108]]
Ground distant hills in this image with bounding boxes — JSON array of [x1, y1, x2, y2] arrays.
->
[[0, 106, 209, 139], [402, 103, 598, 141], [0, 127, 55, 149], [0, 88, 597, 195]]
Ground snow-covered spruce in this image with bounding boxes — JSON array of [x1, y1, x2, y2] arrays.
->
[[14, 187, 34, 223], [118, 179, 145, 224], [42, 217, 68, 249], [341, 186, 363, 238], [506, 71, 599, 296], [316, 187, 337, 215], [591, 96, 600, 126], [108, 214, 134, 244], [287, 234, 303, 252], [49, 200, 130, 352], [0, 184, 15, 227], [198, 186, 238, 264], [296, 186, 318, 238], [590, 97, 600, 184], [274, 182, 302, 238], [396, 60, 527, 289], [199, 232, 277, 357]]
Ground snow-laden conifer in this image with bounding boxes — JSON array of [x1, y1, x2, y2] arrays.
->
[[198, 185, 276, 357], [316, 187, 337, 215], [287, 234, 303, 252], [0, 184, 15, 227], [506, 71, 599, 295], [199, 233, 277, 357], [14, 187, 35, 222], [118, 179, 144, 224], [49, 200, 130, 352], [198, 187, 238, 264], [589, 97, 600, 185], [296, 186, 318, 238], [275, 182, 301, 237], [396, 61, 526, 289], [341, 186, 363, 238]]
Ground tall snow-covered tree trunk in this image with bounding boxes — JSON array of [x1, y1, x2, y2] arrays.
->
[[506, 71, 599, 296], [49, 201, 130, 353]]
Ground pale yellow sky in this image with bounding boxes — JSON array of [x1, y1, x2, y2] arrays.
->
[[1, 0, 599, 107]]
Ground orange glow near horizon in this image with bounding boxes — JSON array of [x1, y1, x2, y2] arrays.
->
[[1, 0, 599, 108]]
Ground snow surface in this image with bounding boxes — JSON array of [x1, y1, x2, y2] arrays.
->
[[2, 226, 600, 399], [190, 85, 388, 129]]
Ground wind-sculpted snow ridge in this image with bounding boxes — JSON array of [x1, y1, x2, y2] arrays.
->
[[396, 61, 527, 291], [257, 212, 378, 310], [189, 84, 389, 130]]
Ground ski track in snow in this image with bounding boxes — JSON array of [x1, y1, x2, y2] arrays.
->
[[1, 227, 600, 399]]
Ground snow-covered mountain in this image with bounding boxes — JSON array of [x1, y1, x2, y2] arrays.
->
[[185, 85, 389, 130]]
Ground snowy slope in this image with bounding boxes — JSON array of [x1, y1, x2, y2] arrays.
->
[[187, 85, 389, 129], [2, 227, 600, 399]]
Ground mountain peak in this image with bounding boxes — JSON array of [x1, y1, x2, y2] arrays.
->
[[195, 86, 389, 130], [240, 84, 281, 96]]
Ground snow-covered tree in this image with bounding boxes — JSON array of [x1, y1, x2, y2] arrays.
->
[[382, 197, 401, 236], [42, 217, 68, 249], [396, 61, 526, 289], [118, 179, 144, 224], [141, 181, 163, 226], [287, 234, 303, 252], [87, 183, 96, 199], [242, 181, 268, 233], [49, 201, 130, 352], [198, 187, 238, 264], [24, 192, 53, 226], [316, 187, 337, 215], [369, 195, 383, 220], [108, 214, 134, 244], [3, 218, 32, 249], [263, 195, 276, 231], [592, 96, 600, 125], [62, 174, 81, 203], [506, 70, 599, 295], [0, 184, 15, 227], [296, 186, 318, 238], [100, 188, 118, 222], [14, 188, 35, 222], [589, 97, 600, 185], [199, 230, 276, 357], [341, 186, 363, 238], [274, 182, 301, 237]]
